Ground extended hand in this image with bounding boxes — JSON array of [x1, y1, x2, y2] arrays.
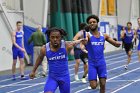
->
[[81, 38, 88, 45], [29, 72, 36, 79], [115, 41, 121, 47]]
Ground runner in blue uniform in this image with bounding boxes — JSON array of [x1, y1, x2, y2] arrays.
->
[[81, 15, 121, 93], [136, 18, 140, 62], [121, 22, 136, 69], [29, 27, 84, 93]]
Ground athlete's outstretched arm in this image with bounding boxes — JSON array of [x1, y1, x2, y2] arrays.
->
[[104, 33, 121, 47], [29, 46, 46, 79], [66, 39, 85, 53], [73, 32, 81, 41]]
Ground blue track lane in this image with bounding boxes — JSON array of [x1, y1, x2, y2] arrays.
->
[[1, 49, 140, 93]]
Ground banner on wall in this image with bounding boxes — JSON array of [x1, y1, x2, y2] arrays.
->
[[99, 22, 110, 35], [117, 25, 123, 41], [23, 25, 48, 64]]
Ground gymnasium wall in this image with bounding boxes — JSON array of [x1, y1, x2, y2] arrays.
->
[[0, 14, 17, 71]]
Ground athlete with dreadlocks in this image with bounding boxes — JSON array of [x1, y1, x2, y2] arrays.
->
[[29, 27, 84, 93]]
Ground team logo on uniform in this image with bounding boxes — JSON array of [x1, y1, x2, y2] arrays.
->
[[16, 35, 23, 38], [49, 54, 66, 60], [91, 42, 104, 45]]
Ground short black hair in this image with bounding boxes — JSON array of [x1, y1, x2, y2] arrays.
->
[[46, 27, 67, 38], [86, 15, 99, 23], [79, 23, 87, 30], [127, 22, 132, 26], [16, 21, 22, 25]]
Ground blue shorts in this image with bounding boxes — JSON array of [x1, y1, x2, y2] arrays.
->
[[44, 75, 70, 93], [88, 62, 107, 80], [12, 47, 24, 59], [74, 47, 81, 59]]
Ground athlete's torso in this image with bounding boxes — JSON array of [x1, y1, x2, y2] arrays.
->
[[46, 40, 69, 77], [86, 32, 105, 65], [12, 30, 23, 49], [124, 29, 134, 44]]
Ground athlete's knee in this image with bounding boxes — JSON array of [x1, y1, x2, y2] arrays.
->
[[90, 81, 97, 89], [13, 61, 17, 65], [20, 61, 25, 65], [75, 59, 80, 65], [100, 81, 106, 87], [90, 84, 97, 89], [100, 78, 106, 88]]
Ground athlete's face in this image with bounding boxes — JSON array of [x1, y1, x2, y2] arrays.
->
[[138, 18, 140, 26], [127, 23, 132, 30], [50, 31, 61, 48], [17, 23, 23, 31], [88, 18, 98, 31]]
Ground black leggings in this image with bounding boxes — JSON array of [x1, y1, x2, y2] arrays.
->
[[80, 51, 88, 64]]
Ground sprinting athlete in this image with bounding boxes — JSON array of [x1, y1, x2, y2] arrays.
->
[[136, 18, 140, 62], [73, 23, 88, 83], [29, 27, 84, 93], [81, 15, 121, 93], [121, 22, 136, 69]]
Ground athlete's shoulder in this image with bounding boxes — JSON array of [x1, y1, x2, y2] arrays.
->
[[86, 31, 92, 37], [73, 31, 82, 40]]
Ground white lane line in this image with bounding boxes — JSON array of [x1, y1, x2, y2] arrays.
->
[[0, 83, 45, 87], [69, 55, 137, 72], [107, 67, 140, 81], [108, 61, 138, 72], [71, 60, 139, 92], [105, 52, 124, 59], [75, 62, 140, 93], [0, 74, 29, 83], [107, 79, 136, 82], [5, 55, 139, 92], [111, 78, 140, 93], [0, 50, 128, 83], [2, 51, 138, 92], [105, 50, 136, 59], [6, 82, 45, 93], [6, 58, 139, 93], [107, 56, 137, 66]]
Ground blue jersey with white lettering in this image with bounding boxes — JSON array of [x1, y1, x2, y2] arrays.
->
[[46, 40, 69, 77], [86, 32, 105, 64], [13, 31, 23, 49], [124, 30, 134, 44]]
